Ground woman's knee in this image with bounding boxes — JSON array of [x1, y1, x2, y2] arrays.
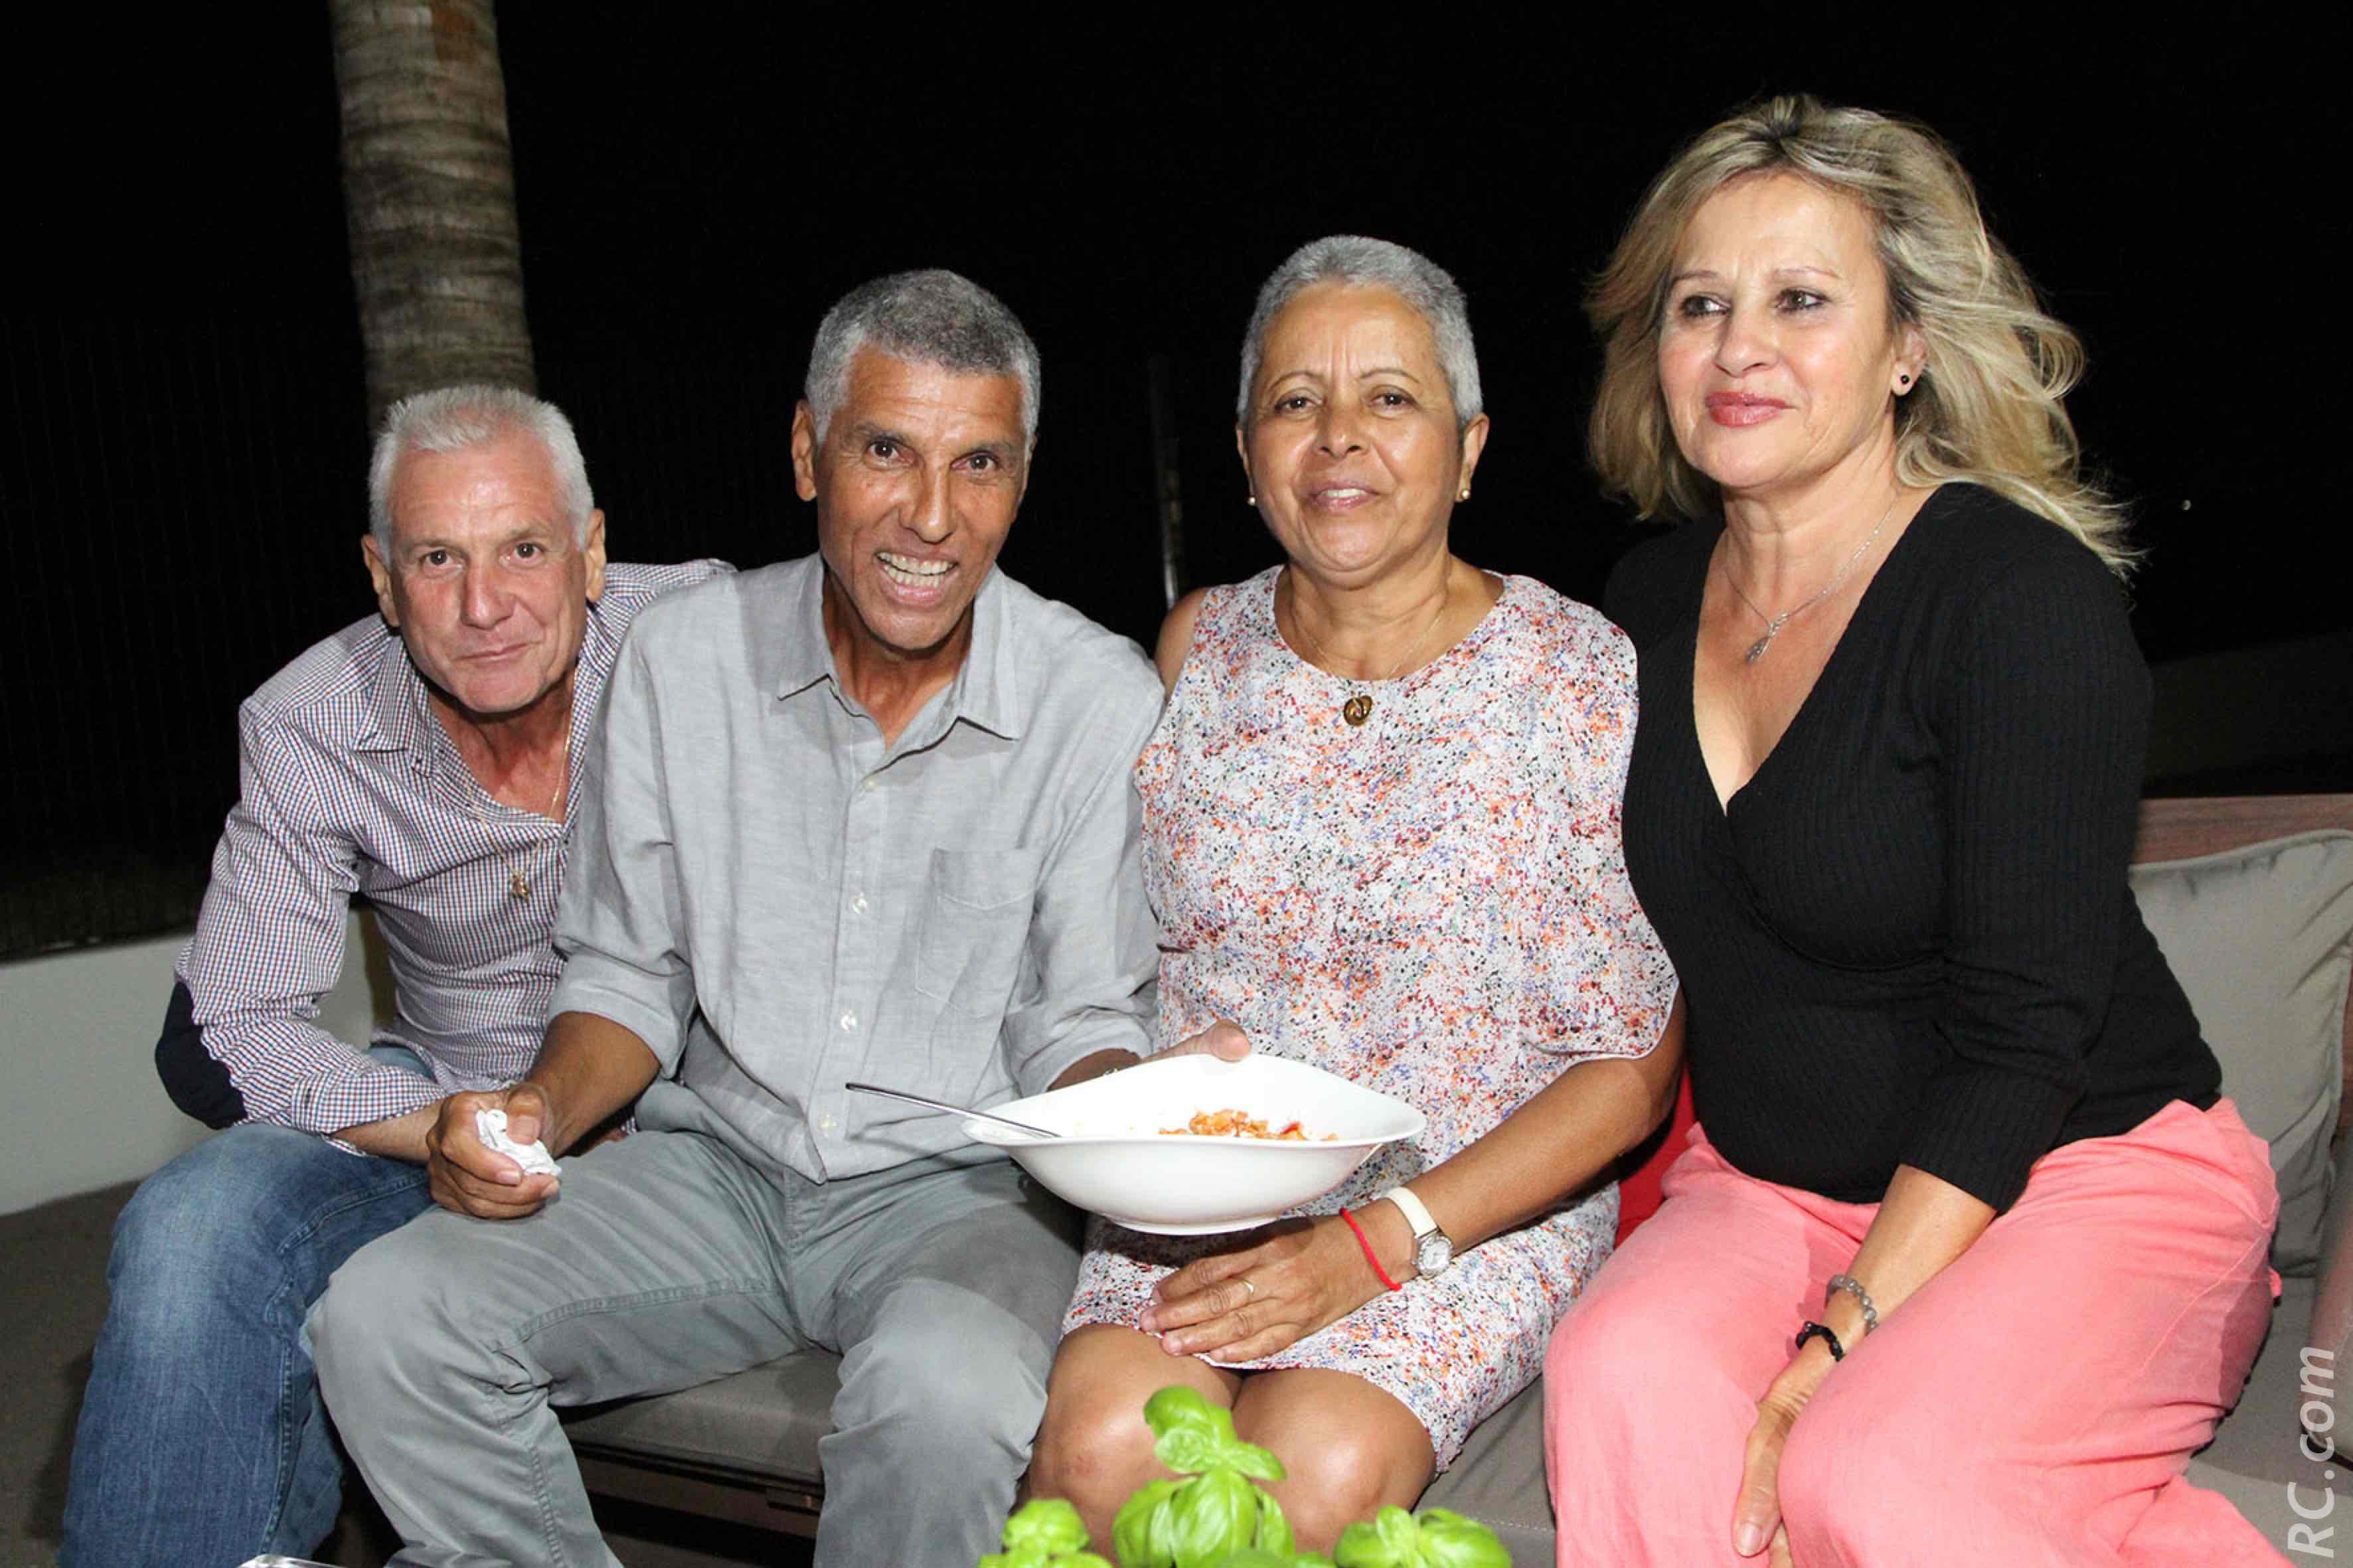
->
[[1029, 1379, 1165, 1512], [1546, 1287, 1736, 1450], [1267, 1436, 1419, 1547], [1028, 1328, 1213, 1520], [1776, 1382, 1945, 1549]]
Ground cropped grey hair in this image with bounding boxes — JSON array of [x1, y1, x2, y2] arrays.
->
[[805, 270, 1041, 447], [1236, 236, 1483, 430], [367, 385, 595, 550]]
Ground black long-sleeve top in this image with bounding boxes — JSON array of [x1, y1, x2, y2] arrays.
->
[[1606, 483, 2219, 1212]]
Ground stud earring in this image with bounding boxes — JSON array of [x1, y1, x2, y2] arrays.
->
[[1898, 372, 1913, 387], [1246, 493, 1256, 506], [1457, 488, 1471, 502]]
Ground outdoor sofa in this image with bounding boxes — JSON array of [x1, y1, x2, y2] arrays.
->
[[558, 792, 2353, 1561]]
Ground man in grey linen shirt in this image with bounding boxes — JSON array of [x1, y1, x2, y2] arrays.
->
[[312, 270, 1197, 1568]]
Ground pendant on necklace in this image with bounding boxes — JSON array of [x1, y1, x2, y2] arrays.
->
[[1745, 635, 1774, 664], [509, 871, 531, 901], [1342, 694, 1374, 727]]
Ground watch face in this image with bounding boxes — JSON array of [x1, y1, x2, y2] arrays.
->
[[1416, 1231, 1452, 1276]]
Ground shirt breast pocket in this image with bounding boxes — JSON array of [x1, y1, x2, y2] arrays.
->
[[910, 847, 1042, 1018]]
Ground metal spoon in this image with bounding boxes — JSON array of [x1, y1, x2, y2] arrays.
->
[[843, 1082, 1060, 1139]]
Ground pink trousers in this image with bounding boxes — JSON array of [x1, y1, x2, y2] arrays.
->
[[1544, 1100, 2287, 1566]]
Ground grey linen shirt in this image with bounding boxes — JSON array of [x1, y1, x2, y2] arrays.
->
[[550, 555, 1165, 1182]]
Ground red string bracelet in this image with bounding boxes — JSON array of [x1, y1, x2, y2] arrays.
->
[[1341, 1208, 1403, 1292]]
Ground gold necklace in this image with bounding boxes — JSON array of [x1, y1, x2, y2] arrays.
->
[[466, 729, 572, 900], [1285, 572, 1452, 728]]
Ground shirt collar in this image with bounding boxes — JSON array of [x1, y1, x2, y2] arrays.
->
[[359, 623, 429, 758], [756, 554, 1025, 741]]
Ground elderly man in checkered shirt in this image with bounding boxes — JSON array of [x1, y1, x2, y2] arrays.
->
[[58, 386, 724, 1568]]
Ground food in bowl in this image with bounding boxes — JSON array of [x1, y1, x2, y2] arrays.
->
[[1159, 1108, 1332, 1140], [959, 1053, 1425, 1234]]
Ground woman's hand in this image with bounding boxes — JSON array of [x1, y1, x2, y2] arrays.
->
[[1733, 1336, 1839, 1561], [1137, 1212, 1390, 1361]]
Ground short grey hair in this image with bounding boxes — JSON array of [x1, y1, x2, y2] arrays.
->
[[1236, 236, 1483, 430], [367, 385, 595, 551], [805, 270, 1041, 448]]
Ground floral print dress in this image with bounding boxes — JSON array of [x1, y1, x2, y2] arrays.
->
[[1061, 567, 1676, 1468]]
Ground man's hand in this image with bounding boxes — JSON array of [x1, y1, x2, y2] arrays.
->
[[1048, 1018, 1253, 1090], [1151, 1018, 1252, 1065], [424, 1084, 562, 1220]]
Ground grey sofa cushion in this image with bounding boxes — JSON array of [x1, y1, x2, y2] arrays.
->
[[2185, 1275, 2319, 1541], [1418, 1379, 1552, 1563], [564, 1350, 837, 1485], [2130, 830, 2353, 1274]]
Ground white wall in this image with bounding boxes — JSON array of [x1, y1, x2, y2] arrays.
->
[[0, 914, 384, 1215]]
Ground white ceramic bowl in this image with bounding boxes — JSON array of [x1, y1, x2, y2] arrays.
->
[[965, 1054, 1425, 1235]]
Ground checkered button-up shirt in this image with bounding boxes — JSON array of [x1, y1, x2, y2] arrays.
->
[[166, 560, 728, 1138]]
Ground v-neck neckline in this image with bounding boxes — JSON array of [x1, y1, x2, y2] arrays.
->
[[1690, 487, 1943, 819]]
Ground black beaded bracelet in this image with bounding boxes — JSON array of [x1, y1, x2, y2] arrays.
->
[[1795, 1320, 1846, 1362]]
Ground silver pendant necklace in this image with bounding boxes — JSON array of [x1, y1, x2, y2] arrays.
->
[[1720, 493, 1899, 663], [1284, 573, 1451, 728]]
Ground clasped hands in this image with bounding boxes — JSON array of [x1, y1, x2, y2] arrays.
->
[[424, 1083, 564, 1220], [1130, 1018, 1402, 1362]]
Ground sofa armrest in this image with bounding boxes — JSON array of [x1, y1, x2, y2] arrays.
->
[[2307, 1138, 2353, 1391]]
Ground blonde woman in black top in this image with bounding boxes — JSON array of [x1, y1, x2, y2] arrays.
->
[[1543, 96, 2280, 1567]]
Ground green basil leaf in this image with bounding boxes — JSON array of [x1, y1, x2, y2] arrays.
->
[[1002, 1497, 1090, 1554], [1410, 1509, 1512, 1568], [1157, 1426, 1224, 1474], [1222, 1439, 1286, 1484], [1169, 1469, 1260, 1567], [1145, 1385, 1232, 1441], [1332, 1504, 1419, 1568], [1114, 1477, 1184, 1568], [1253, 1488, 1294, 1555]]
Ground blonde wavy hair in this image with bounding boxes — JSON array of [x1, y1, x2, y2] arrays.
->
[[1587, 95, 2132, 574]]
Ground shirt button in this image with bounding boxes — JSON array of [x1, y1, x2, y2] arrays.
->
[[860, 777, 878, 793], [818, 1114, 838, 1134], [839, 1010, 858, 1032], [851, 894, 870, 915]]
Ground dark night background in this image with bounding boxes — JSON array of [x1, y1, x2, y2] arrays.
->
[[3, 17, 2340, 956]]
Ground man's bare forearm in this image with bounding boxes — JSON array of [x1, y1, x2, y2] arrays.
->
[[527, 1010, 663, 1154], [331, 1105, 440, 1163]]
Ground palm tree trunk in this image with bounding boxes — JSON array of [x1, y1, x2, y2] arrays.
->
[[329, 0, 534, 428]]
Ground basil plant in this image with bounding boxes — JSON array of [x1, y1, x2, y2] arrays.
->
[[979, 1386, 1512, 1568]]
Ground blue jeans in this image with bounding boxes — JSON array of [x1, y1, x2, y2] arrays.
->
[[61, 1046, 435, 1568]]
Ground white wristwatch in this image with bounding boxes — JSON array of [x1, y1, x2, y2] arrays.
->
[[1380, 1185, 1454, 1278]]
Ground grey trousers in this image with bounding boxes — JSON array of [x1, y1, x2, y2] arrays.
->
[[309, 1131, 1080, 1568]]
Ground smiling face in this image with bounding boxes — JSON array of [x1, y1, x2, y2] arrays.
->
[[1657, 172, 1924, 509], [1238, 282, 1487, 589], [792, 348, 1028, 676], [362, 429, 606, 726]]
